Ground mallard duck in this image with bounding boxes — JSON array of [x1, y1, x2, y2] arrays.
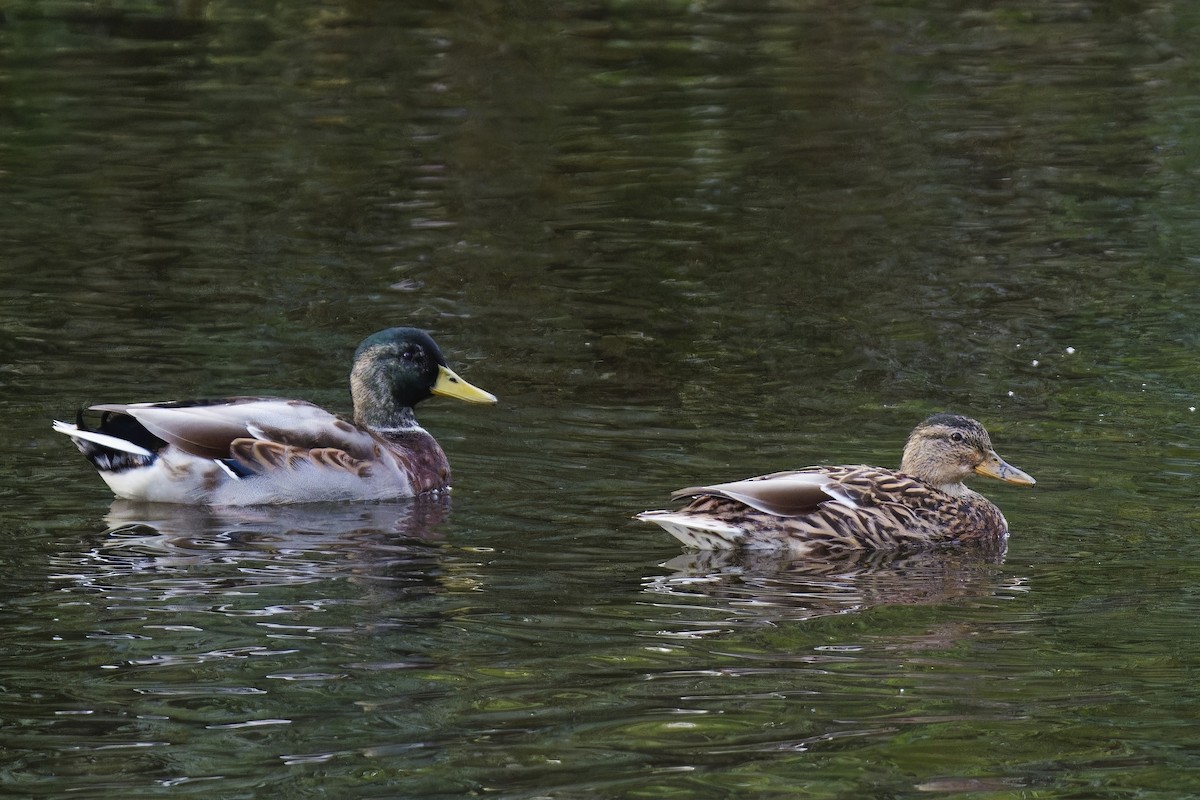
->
[[52, 327, 497, 505], [636, 414, 1034, 555]]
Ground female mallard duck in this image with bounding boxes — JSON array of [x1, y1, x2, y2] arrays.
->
[[52, 328, 497, 505], [637, 414, 1034, 556]]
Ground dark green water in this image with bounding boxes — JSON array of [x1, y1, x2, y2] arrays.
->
[[5, 1, 1200, 797]]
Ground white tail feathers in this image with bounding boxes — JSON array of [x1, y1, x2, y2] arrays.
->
[[51, 420, 154, 457]]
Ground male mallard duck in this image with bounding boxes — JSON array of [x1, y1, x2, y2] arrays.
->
[[637, 414, 1034, 556], [52, 328, 497, 505]]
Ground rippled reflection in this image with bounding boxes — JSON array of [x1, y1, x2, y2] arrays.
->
[[50, 497, 453, 598], [645, 546, 1029, 626]]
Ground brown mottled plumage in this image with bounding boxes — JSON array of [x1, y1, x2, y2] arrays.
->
[[636, 414, 1035, 557]]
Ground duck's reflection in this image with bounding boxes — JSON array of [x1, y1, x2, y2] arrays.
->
[[53, 496, 455, 598], [644, 545, 1027, 624], [103, 496, 450, 541]]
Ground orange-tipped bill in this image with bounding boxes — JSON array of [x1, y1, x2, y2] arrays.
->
[[974, 451, 1035, 486]]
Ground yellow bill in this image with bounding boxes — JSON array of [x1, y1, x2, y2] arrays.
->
[[432, 364, 498, 404]]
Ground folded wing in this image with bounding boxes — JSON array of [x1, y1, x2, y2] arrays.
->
[[670, 468, 873, 517], [95, 398, 381, 464]]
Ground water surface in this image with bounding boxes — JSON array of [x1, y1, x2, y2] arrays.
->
[[5, 1, 1200, 797]]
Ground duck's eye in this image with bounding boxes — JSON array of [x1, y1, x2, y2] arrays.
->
[[949, 431, 965, 443], [400, 347, 420, 363]]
